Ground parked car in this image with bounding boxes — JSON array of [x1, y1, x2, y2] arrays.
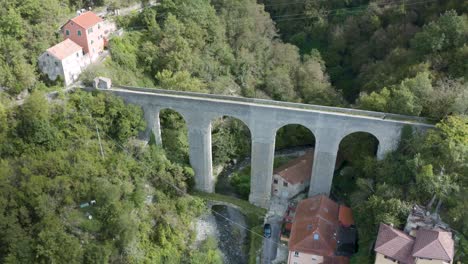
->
[[264, 223, 272, 238]]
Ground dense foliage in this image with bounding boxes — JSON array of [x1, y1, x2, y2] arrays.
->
[[83, 0, 342, 106], [332, 116, 468, 263], [0, 0, 467, 262], [267, 0, 467, 111], [0, 91, 223, 263]]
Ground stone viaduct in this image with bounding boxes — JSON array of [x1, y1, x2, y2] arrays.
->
[[97, 86, 434, 208]]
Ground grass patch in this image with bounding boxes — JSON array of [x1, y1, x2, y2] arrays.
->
[[192, 191, 266, 226], [248, 225, 264, 264]]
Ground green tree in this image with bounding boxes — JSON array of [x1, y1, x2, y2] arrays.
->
[[156, 70, 207, 93], [411, 10, 468, 55]]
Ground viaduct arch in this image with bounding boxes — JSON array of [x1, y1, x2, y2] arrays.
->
[[96, 86, 434, 208]]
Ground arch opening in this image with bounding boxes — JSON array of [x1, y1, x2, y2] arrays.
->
[[159, 108, 189, 165], [271, 124, 316, 201], [331, 132, 380, 202], [211, 116, 252, 199]]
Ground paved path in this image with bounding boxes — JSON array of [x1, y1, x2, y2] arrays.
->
[[261, 215, 283, 264]]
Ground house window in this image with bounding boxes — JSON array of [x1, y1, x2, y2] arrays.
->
[[66, 29, 70, 36], [273, 179, 278, 184], [88, 27, 93, 34], [283, 182, 288, 187], [76, 52, 79, 58], [91, 40, 94, 45], [294, 251, 299, 257], [307, 224, 313, 230], [54, 61, 58, 66], [78, 30, 82, 36], [313, 233, 319, 240], [98, 23, 101, 29]]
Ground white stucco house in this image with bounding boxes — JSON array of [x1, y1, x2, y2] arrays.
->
[[272, 150, 344, 199], [38, 39, 90, 86], [272, 151, 314, 199]]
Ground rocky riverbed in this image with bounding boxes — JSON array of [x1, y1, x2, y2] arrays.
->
[[212, 205, 248, 264]]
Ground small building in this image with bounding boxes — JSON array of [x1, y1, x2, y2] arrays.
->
[[287, 195, 357, 264], [374, 223, 454, 264], [38, 39, 90, 86], [272, 151, 343, 199], [62, 11, 106, 62], [272, 151, 314, 199]]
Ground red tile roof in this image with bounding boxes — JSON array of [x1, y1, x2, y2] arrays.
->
[[338, 206, 354, 227], [288, 195, 340, 256], [47, 39, 82, 60], [274, 151, 314, 184], [374, 223, 415, 264], [274, 150, 344, 185], [69, 11, 103, 29], [412, 229, 454, 262]]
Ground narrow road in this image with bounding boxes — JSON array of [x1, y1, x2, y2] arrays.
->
[[261, 215, 282, 264]]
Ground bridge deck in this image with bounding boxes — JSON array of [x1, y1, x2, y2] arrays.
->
[[110, 85, 434, 127]]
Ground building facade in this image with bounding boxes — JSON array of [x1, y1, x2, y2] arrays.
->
[[38, 39, 90, 86], [272, 151, 314, 199], [62, 11, 105, 62], [272, 151, 343, 200]]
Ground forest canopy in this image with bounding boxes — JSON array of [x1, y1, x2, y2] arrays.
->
[[0, 0, 466, 263]]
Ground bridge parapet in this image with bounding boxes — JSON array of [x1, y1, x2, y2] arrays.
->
[[114, 85, 434, 125]]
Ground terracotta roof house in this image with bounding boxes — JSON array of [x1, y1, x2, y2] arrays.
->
[[38, 39, 90, 85], [39, 11, 117, 85], [287, 195, 357, 264], [374, 224, 454, 264], [272, 151, 343, 199], [375, 223, 415, 264], [412, 229, 454, 263], [62, 11, 106, 62]]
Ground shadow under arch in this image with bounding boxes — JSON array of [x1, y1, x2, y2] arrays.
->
[[331, 131, 380, 200], [159, 108, 189, 164], [274, 123, 315, 150], [211, 115, 252, 198], [211, 115, 252, 166]]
